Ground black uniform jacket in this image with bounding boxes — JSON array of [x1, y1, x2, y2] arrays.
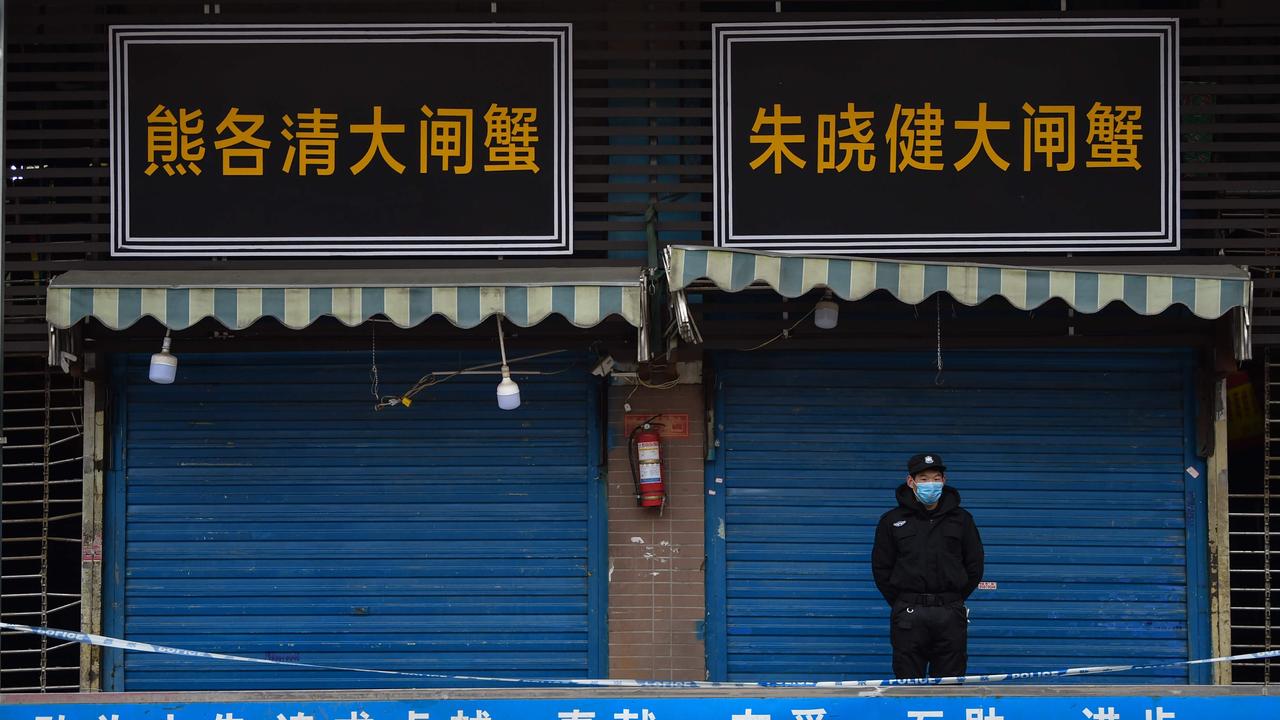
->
[[871, 483, 984, 606]]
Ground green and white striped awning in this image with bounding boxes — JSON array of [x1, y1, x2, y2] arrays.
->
[[46, 268, 647, 331], [666, 246, 1251, 320]]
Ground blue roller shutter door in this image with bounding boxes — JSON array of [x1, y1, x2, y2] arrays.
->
[[709, 350, 1206, 683], [106, 351, 603, 690]]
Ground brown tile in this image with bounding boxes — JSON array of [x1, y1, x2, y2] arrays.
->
[[609, 631, 660, 645]]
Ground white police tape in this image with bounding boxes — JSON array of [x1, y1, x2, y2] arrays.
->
[[4, 621, 1280, 688]]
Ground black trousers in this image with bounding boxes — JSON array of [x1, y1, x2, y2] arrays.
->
[[889, 599, 968, 679]]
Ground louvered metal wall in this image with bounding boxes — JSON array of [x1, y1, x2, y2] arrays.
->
[[4, 2, 1280, 350], [102, 350, 604, 691], [707, 350, 1208, 683]]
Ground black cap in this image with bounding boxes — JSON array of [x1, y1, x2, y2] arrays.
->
[[907, 453, 946, 475]]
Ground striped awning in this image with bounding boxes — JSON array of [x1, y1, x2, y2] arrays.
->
[[665, 246, 1251, 320], [46, 268, 647, 331]]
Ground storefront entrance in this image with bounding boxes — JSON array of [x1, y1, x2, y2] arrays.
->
[[104, 350, 606, 689], [706, 349, 1209, 683]]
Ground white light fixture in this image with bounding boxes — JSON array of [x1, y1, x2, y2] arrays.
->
[[495, 316, 521, 410], [149, 330, 177, 384], [497, 367, 521, 410], [815, 290, 839, 330]]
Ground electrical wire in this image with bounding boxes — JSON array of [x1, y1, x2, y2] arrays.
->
[[538, 366, 574, 377], [935, 295, 945, 387], [617, 374, 680, 396], [369, 324, 381, 403], [737, 305, 818, 352], [497, 315, 510, 366], [374, 348, 571, 410]]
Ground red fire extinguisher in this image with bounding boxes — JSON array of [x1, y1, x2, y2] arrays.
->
[[629, 417, 667, 508]]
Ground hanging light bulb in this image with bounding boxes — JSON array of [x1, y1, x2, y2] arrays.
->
[[149, 330, 177, 384], [814, 290, 839, 330], [497, 365, 521, 410], [494, 315, 521, 410]]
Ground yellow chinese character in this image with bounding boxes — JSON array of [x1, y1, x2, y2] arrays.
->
[[886, 103, 944, 173], [1022, 103, 1076, 172], [1085, 102, 1142, 169], [483, 104, 539, 172], [350, 106, 406, 175], [420, 106, 473, 174], [953, 102, 1010, 171], [817, 103, 875, 173], [145, 104, 204, 176], [281, 108, 339, 176], [213, 108, 270, 176], [748, 104, 806, 173]]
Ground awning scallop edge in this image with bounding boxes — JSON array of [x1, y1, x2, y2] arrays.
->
[[665, 246, 1250, 320], [46, 268, 647, 331]]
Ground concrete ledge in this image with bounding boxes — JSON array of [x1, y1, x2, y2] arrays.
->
[[5, 685, 1278, 703]]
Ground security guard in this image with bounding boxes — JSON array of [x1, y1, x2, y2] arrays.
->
[[871, 453, 984, 679]]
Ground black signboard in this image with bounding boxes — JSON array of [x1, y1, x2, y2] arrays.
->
[[110, 25, 571, 256], [713, 19, 1178, 254]]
